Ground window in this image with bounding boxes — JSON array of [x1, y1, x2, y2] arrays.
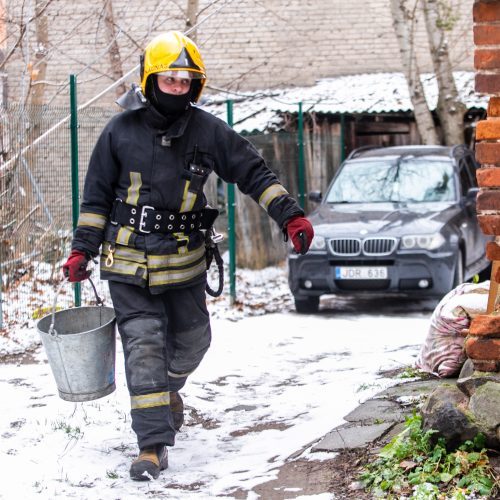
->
[[458, 159, 473, 196], [326, 159, 457, 203]]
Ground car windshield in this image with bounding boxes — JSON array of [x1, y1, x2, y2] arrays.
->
[[325, 158, 457, 203]]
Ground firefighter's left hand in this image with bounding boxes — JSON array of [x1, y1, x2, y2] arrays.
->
[[286, 216, 314, 255]]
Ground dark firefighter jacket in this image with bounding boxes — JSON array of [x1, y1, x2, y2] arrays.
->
[[72, 89, 304, 294]]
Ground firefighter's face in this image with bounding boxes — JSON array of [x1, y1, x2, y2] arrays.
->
[[157, 75, 191, 95]]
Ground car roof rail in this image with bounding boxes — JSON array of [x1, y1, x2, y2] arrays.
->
[[345, 145, 382, 160]]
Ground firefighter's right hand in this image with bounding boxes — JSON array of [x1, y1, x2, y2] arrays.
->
[[62, 250, 91, 282]]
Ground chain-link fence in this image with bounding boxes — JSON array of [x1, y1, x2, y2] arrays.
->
[[0, 103, 342, 330], [0, 104, 116, 329]]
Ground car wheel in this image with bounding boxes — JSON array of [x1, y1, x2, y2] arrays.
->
[[453, 249, 464, 288], [294, 296, 320, 314]]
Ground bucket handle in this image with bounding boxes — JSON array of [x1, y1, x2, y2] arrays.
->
[[87, 277, 104, 307], [48, 277, 104, 337]]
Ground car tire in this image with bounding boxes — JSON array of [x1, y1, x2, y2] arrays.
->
[[453, 249, 464, 288], [294, 296, 320, 314]]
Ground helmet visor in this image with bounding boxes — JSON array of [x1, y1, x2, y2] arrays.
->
[[156, 70, 205, 80]]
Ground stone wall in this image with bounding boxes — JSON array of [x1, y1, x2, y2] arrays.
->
[[4, 0, 475, 107]]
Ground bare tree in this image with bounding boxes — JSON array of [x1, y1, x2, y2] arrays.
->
[[422, 0, 466, 145], [0, 0, 54, 72], [390, 0, 439, 145], [29, 0, 49, 105], [102, 0, 125, 98], [185, 0, 199, 41]]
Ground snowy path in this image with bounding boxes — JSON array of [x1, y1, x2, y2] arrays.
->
[[0, 310, 429, 499]]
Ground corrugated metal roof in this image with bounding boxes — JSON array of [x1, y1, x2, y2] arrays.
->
[[201, 71, 488, 133]]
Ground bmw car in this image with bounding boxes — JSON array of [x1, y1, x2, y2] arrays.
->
[[288, 145, 491, 313]]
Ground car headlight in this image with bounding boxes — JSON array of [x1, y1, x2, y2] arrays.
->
[[309, 235, 326, 251], [400, 233, 446, 251]]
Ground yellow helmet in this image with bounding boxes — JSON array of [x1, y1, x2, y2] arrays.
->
[[140, 31, 206, 102]]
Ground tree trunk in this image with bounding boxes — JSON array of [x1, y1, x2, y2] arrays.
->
[[29, 0, 48, 106], [103, 0, 126, 98], [185, 0, 199, 41], [390, 0, 439, 145], [19, 0, 49, 258], [423, 0, 466, 145]]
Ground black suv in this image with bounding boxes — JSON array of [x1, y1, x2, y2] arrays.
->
[[288, 145, 491, 313]]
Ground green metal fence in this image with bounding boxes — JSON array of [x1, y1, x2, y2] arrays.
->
[[0, 99, 342, 330]]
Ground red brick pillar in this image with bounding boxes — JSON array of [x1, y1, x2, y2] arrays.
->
[[470, 0, 500, 372]]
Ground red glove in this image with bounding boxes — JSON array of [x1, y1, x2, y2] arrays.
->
[[286, 216, 314, 255], [62, 250, 91, 282]]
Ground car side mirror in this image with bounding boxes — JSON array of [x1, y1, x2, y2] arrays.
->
[[308, 191, 322, 203], [466, 187, 479, 201]]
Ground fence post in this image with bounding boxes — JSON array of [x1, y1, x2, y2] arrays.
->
[[297, 102, 305, 209], [70, 75, 81, 306], [226, 100, 236, 305]]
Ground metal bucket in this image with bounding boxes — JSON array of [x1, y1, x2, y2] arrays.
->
[[37, 280, 116, 402]]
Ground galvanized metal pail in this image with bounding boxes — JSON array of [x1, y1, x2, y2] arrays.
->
[[37, 280, 116, 402]]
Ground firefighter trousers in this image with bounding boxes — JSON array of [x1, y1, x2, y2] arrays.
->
[[109, 280, 211, 449]]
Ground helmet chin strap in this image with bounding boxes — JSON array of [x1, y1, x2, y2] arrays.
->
[[146, 76, 191, 117]]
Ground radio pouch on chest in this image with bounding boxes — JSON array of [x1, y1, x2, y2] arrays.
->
[[188, 162, 210, 194]]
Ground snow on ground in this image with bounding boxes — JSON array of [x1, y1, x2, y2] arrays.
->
[[0, 264, 431, 499]]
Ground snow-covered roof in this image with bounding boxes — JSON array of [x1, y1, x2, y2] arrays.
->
[[201, 71, 488, 134]]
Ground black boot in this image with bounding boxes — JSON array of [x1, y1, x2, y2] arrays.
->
[[170, 391, 184, 431], [130, 445, 168, 481]]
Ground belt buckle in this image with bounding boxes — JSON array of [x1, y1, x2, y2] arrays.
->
[[139, 205, 154, 233]]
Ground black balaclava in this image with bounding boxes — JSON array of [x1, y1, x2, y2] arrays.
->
[[146, 75, 192, 120]]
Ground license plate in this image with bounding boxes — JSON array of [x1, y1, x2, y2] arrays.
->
[[335, 266, 388, 280]]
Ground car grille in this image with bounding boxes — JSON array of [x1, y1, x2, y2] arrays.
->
[[328, 237, 397, 257], [362, 237, 397, 256], [328, 238, 361, 256]]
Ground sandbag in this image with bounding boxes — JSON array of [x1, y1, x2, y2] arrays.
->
[[416, 281, 489, 377]]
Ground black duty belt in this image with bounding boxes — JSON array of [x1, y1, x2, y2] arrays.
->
[[110, 200, 218, 234]]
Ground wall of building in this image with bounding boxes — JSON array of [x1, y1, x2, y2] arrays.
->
[[472, 0, 500, 372], [4, 0, 475, 108]]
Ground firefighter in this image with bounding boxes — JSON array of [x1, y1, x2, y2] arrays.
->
[[62, 31, 313, 481]]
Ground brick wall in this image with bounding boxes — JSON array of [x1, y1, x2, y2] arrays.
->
[[4, 0, 475, 107], [469, 0, 500, 372]]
